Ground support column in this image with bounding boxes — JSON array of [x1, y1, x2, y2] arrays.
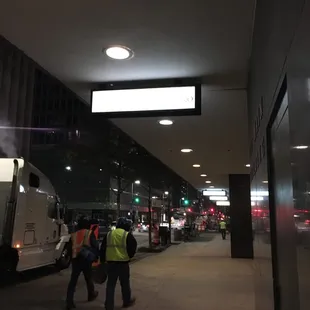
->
[[229, 174, 253, 259]]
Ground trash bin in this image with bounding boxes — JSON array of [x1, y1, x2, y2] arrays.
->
[[173, 229, 182, 241], [159, 226, 168, 245]]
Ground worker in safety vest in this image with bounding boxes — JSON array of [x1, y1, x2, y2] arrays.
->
[[100, 217, 137, 310], [66, 217, 99, 310], [219, 219, 227, 240]]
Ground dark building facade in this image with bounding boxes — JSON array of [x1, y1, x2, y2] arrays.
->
[[0, 36, 35, 159], [249, 1, 310, 310], [0, 36, 197, 222]]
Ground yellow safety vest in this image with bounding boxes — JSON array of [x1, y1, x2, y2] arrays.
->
[[106, 228, 130, 262], [219, 221, 226, 230], [71, 229, 92, 258]]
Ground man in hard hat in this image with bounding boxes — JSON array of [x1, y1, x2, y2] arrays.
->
[[66, 218, 99, 309], [219, 219, 227, 240], [100, 217, 137, 310]]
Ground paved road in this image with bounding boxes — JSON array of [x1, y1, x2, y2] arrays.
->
[[132, 231, 149, 248]]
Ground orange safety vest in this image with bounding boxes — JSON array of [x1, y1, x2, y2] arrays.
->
[[71, 229, 92, 258]]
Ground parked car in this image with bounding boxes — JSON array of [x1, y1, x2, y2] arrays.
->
[[138, 222, 149, 232]]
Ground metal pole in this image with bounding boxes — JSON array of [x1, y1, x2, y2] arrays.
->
[[148, 184, 152, 249], [168, 193, 171, 244], [131, 182, 134, 220]]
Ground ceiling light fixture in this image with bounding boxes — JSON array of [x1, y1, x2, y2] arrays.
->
[[193, 164, 200, 168], [159, 119, 173, 126], [104, 45, 134, 60], [200, 174, 207, 177], [245, 164, 251, 168], [262, 180, 268, 184], [294, 145, 308, 150], [205, 180, 212, 184], [181, 148, 193, 153], [209, 186, 214, 188]]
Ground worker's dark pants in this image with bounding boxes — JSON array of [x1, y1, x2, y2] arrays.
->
[[220, 229, 226, 240], [105, 262, 131, 310], [66, 257, 95, 304]]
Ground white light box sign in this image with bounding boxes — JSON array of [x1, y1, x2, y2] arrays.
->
[[91, 85, 200, 117]]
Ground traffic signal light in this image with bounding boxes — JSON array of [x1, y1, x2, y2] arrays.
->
[[134, 197, 140, 204], [184, 199, 189, 205]]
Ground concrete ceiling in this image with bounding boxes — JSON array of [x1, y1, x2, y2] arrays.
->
[[0, 0, 255, 190]]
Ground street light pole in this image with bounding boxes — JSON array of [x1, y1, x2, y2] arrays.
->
[[131, 182, 134, 222], [131, 182, 133, 205], [148, 183, 152, 249], [167, 191, 172, 244]]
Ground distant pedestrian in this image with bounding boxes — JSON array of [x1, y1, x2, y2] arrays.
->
[[100, 217, 137, 310], [66, 218, 99, 310], [219, 219, 227, 240]]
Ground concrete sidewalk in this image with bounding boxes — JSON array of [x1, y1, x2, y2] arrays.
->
[[80, 233, 255, 310], [0, 233, 255, 310]]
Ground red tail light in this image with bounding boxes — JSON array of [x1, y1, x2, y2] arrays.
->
[[305, 220, 310, 224]]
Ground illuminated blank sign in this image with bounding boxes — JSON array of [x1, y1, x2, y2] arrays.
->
[[203, 190, 226, 196], [91, 85, 200, 117], [209, 196, 228, 201], [216, 201, 230, 206], [251, 190, 269, 197]]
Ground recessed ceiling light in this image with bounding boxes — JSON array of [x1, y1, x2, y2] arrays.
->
[[200, 174, 207, 177], [193, 164, 201, 168], [104, 45, 134, 60], [159, 119, 173, 126], [245, 164, 251, 168], [205, 180, 212, 184], [294, 145, 308, 150], [181, 148, 193, 153]]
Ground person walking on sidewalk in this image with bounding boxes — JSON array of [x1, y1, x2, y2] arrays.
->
[[66, 218, 99, 310], [100, 217, 137, 310], [219, 219, 227, 240]]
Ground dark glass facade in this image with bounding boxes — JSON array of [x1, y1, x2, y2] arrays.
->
[[249, 1, 310, 309], [0, 36, 35, 159]]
